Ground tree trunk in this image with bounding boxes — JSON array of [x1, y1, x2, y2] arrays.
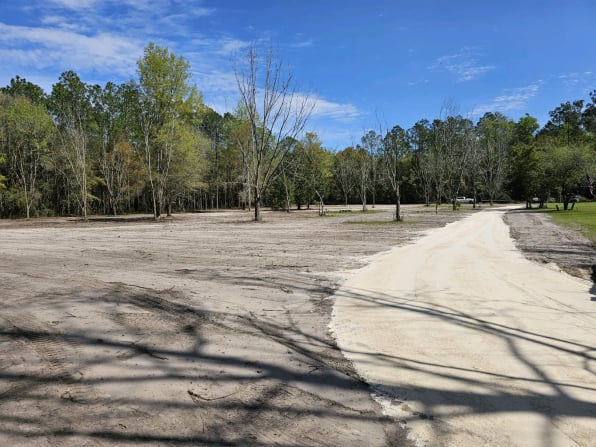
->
[[395, 185, 401, 221], [254, 195, 262, 221]]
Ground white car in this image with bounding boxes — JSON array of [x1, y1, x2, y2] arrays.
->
[[456, 196, 474, 204]]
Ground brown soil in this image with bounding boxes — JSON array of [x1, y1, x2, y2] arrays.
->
[[504, 208, 596, 281], [0, 204, 592, 446]]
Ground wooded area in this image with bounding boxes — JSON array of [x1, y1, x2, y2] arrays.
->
[[1, 43, 595, 221]]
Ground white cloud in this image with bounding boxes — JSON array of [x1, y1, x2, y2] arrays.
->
[[217, 37, 251, 56], [471, 82, 543, 117], [407, 79, 429, 86], [292, 39, 314, 48], [310, 95, 361, 122], [558, 71, 595, 90], [432, 48, 495, 81], [47, 0, 97, 10], [0, 22, 143, 76]]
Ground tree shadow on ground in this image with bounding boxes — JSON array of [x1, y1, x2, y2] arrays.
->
[[330, 282, 596, 447], [0, 281, 408, 447]]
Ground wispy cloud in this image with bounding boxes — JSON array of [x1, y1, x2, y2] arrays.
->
[[0, 1, 220, 86], [292, 39, 314, 49], [432, 48, 495, 81], [471, 82, 543, 117], [310, 95, 361, 122], [46, 0, 97, 10], [558, 71, 595, 91], [0, 22, 143, 76], [407, 79, 429, 87], [0, 0, 359, 137], [290, 33, 314, 49]]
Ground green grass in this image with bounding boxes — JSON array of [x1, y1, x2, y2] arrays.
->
[[533, 202, 596, 244], [322, 209, 383, 217]]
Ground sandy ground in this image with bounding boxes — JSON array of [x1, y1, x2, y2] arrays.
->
[[1, 203, 594, 446], [331, 206, 596, 447], [0, 204, 468, 447]]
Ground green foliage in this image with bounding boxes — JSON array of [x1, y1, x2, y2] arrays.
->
[[136, 42, 206, 217], [1, 75, 47, 105], [292, 132, 333, 209], [48, 71, 94, 219], [1, 95, 55, 217], [2, 51, 596, 220]]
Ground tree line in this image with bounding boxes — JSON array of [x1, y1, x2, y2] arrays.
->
[[1, 43, 595, 221]]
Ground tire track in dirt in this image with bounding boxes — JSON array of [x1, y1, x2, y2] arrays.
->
[[2, 314, 90, 401], [0, 314, 105, 447]]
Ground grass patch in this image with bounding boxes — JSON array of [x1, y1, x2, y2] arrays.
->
[[345, 219, 419, 225], [323, 209, 383, 217], [530, 202, 596, 244]]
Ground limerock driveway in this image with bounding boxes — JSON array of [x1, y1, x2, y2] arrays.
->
[[331, 207, 596, 447]]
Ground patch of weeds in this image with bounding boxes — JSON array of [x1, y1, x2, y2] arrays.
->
[[324, 209, 383, 217]]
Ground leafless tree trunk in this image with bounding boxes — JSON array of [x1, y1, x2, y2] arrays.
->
[[380, 125, 408, 221], [235, 46, 313, 221]]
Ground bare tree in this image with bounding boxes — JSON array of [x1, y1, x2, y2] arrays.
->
[[381, 125, 410, 221], [235, 45, 313, 221]]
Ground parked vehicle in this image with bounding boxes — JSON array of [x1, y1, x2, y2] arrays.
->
[[568, 194, 581, 203], [456, 196, 474, 204]]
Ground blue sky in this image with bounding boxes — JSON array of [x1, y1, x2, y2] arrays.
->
[[1, 0, 595, 149]]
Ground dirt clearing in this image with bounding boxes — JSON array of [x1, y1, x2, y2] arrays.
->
[[0, 205, 466, 446], [1, 204, 593, 446]]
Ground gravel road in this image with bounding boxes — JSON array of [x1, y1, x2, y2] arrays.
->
[[332, 207, 596, 446]]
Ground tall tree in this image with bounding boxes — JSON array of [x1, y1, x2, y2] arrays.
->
[[409, 119, 433, 206], [333, 146, 358, 206], [354, 145, 371, 212], [235, 45, 313, 221], [136, 42, 205, 219], [360, 130, 382, 208], [382, 125, 410, 221], [48, 71, 94, 219], [1, 76, 46, 105], [89, 82, 141, 215], [506, 115, 540, 207], [541, 142, 594, 210], [293, 132, 332, 214], [540, 100, 585, 146], [162, 121, 209, 214], [1, 94, 54, 218], [582, 90, 596, 134], [430, 113, 473, 211], [477, 112, 514, 206]]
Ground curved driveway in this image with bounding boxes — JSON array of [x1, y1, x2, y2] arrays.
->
[[331, 208, 595, 447]]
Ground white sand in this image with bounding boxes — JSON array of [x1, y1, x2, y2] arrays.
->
[[331, 208, 596, 447]]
